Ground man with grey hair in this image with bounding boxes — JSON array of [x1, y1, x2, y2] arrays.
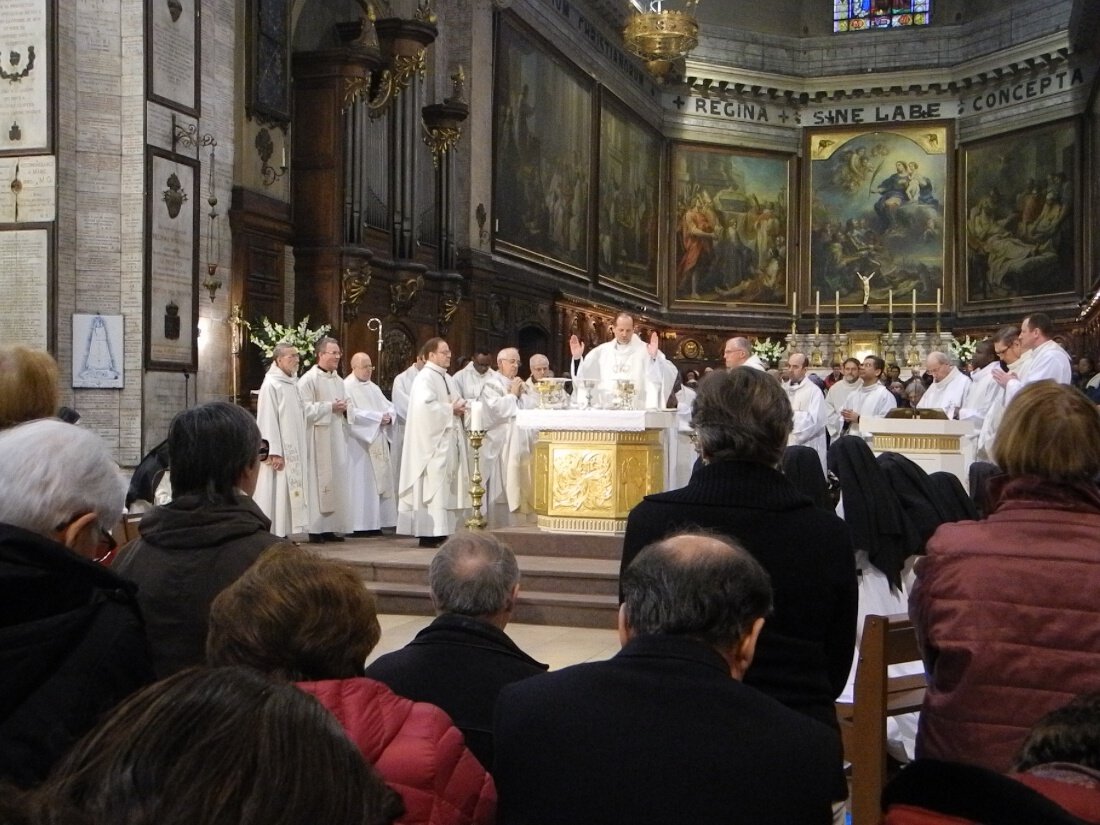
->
[[526, 353, 551, 390], [365, 533, 546, 769], [494, 532, 841, 824], [723, 336, 766, 370], [478, 347, 533, 526], [0, 419, 153, 786], [298, 336, 350, 542], [254, 341, 310, 537], [917, 351, 970, 417]]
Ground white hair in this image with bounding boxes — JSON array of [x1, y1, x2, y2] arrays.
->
[[529, 354, 549, 368], [926, 351, 951, 367], [497, 347, 519, 364], [0, 419, 125, 536]]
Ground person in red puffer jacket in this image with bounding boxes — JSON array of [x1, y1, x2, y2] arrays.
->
[[207, 544, 496, 825]]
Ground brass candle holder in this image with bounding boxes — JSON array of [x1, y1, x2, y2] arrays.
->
[[465, 430, 487, 529]]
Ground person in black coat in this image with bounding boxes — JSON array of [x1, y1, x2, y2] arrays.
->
[[493, 533, 841, 825], [366, 533, 547, 769], [0, 419, 154, 787]]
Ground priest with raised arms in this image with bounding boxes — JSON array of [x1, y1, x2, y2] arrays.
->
[[398, 338, 471, 548], [344, 352, 396, 536], [297, 336, 350, 543], [569, 312, 677, 409]]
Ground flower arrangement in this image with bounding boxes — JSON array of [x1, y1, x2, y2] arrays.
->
[[948, 335, 978, 365], [248, 316, 331, 374], [751, 337, 787, 368]]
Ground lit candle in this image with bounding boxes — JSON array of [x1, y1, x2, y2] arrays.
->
[[835, 290, 840, 317], [912, 289, 917, 317], [470, 400, 484, 432], [888, 289, 893, 317], [792, 291, 797, 316], [936, 288, 941, 315], [815, 290, 820, 317], [281, 145, 287, 169]]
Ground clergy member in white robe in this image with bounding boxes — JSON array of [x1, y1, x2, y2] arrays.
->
[[569, 313, 677, 409], [525, 353, 551, 395], [390, 354, 423, 493], [673, 381, 697, 487], [453, 351, 497, 401], [253, 342, 310, 538], [723, 337, 768, 371], [958, 340, 1001, 430], [977, 332, 1026, 462], [344, 352, 397, 535], [840, 356, 897, 437], [398, 337, 471, 547], [297, 336, 351, 542], [826, 358, 862, 439], [917, 352, 971, 417], [783, 352, 828, 472], [479, 347, 532, 527], [995, 312, 1072, 406]]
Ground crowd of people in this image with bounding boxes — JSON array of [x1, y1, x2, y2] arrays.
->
[[2, 307, 1099, 824]]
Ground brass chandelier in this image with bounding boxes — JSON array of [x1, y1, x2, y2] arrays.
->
[[623, 1, 700, 82]]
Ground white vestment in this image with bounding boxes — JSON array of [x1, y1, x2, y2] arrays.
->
[[479, 372, 531, 526], [391, 363, 421, 493], [741, 354, 768, 371], [397, 362, 471, 537], [977, 357, 1027, 462], [344, 375, 397, 531], [1004, 338, 1073, 405], [917, 367, 971, 416], [958, 362, 1000, 429], [298, 365, 351, 534], [253, 364, 310, 537], [674, 385, 697, 487], [784, 379, 828, 472], [825, 379, 861, 439], [453, 362, 498, 401], [571, 335, 677, 410], [843, 382, 897, 436]]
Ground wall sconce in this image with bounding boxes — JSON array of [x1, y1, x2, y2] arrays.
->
[[342, 2, 438, 118], [172, 113, 216, 153], [475, 203, 488, 246], [421, 66, 468, 166], [255, 127, 286, 186], [202, 144, 222, 301]]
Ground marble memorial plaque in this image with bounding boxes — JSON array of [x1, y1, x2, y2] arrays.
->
[[72, 313, 124, 388], [150, 0, 198, 115], [0, 228, 48, 347], [0, 154, 55, 222], [147, 150, 197, 369], [0, 0, 49, 154]]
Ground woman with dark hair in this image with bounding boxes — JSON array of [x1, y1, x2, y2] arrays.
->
[[15, 666, 402, 825], [113, 401, 282, 677], [621, 367, 857, 813], [207, 545, 496, 825], [912, 381, 1100, 773]]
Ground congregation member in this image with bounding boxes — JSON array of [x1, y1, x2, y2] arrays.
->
[[0, 344, 60, 430], [916, 351, 971, 417], [958, 339, 1001, 429], [454, 349, 496, 402], [722, 335, 767, 370], [904, 381, 926, 407], [478, 347, 532, 527], [398, 338, 471, 548], [911, 381, 1100, 773], [16, 667, 402, 825], [992, 311, 1072, 402], [494, 533, 843, 825], [390, 352, 424, 491], [569, 312, 677, 409], [620, 367, 856, 809], [826, 356, 861, 439], [840, 355, 897, 436], [253, 341, 310, 538], [366, 533, 547, 770], [783, 352, 828, 472], [824, 361, 844, 389], [298, 336, 351, 543], [207, 544, 496, 825], [114, 402, 280, 677], [977, 325, 1024, 461], [344, 352, 396, 536], [0, 419, 153, 787]]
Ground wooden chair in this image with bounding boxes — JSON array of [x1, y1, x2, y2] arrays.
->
[[836, 613, 928, 825]]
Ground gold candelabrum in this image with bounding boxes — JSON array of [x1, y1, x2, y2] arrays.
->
[[466, 430, 487, 530]]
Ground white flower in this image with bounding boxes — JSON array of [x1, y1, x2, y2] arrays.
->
[[247, 315, 331, 374]]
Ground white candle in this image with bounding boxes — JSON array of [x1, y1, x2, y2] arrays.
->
[[912, 289, 917, 317], [281, 145, 287, 169], [792, 291, 797, 316], [936, 288, 941, 315], [470, 400, 484, 432], [835, 291, 840, 317], [888, 289, 893, 316], [815, 290, 820, 317]]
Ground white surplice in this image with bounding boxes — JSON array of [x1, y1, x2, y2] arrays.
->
[[391, 362, 421, 493], [453, 362, 497, 401], [397, 362, 471, 537], [843, 382, 897, 436], [344, 374, 397, 531], [1004, 338, 1073, 405], [958, 362, 1000, 429], [571, 334, 677, 410], [252, 363, 310, 537], [784, 379, 828, 472], [825, 379, 861, 440], [298, 365, 351, 535], [479, 372, 531, 526], [917, 367, 971, 416]]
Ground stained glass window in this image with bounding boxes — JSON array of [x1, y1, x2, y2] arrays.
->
[[833, 1, 931, 32]]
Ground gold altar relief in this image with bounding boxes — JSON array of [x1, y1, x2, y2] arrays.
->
[[533, 448, 550, 512], [871, 434, 962, 453], [551, 451, 615, 514]]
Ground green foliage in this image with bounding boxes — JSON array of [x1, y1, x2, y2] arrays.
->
[[247, 316, 331, 374]]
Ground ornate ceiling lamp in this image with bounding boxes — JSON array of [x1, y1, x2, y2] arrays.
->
[[623, 0, 700, 83]]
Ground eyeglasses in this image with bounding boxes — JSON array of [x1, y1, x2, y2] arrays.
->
[[94, 524, 118, 563], [259, 439, 270, 461]]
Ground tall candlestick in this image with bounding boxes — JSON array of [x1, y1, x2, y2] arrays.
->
[[835, 290, 840, 317], [815, 290, 820, 317], [888, 289, 893, 317], [912, 289, 917, 317], [792, 291, 797, 317], [935, 288, 941, 315]]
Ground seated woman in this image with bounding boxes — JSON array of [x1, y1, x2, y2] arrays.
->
[[207, 544, 496, 825], [0, 345, 59, 430], [912, 380, 1100, 772], [13, 666, 402, 825]]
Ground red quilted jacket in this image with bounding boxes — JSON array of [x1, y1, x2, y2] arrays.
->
[[298, 678, 496, 825]]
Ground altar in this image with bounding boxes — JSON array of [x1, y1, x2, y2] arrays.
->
[[862, 416, 976, 489], [515, 409, 677, 534]]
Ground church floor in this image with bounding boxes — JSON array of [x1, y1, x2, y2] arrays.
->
[[367, 613, 621, 671]]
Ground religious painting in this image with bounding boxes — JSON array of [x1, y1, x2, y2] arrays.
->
[[145, 147, 199, 371], [669, 142, 794, 309], [148, 0, 200, 115], [961, 118, 1079, 307], [598, 96, 662, 301], [494, 14, 593, 277], [804, 123, 950, 309]]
